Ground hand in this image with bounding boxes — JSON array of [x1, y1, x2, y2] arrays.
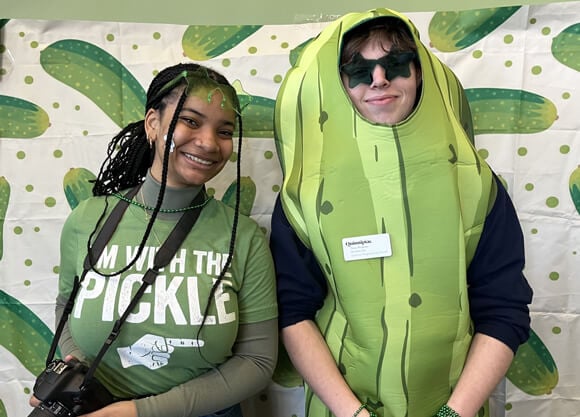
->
[[117, 333, 204, 370], [29, 355, 79, 408], [28, 396, 40, 408], [79, 400, 137, 417]]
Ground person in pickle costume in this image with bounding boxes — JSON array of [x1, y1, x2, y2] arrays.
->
[[29, 63, 278, 417], [270, 9, 533, 417]]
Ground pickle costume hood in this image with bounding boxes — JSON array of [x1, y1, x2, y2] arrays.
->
[[274, 8, 496, 417]]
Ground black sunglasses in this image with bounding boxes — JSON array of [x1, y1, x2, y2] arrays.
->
[[340, 51, 417, 88]]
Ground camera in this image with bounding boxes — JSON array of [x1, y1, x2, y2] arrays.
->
[[28, 359, 114, 417]]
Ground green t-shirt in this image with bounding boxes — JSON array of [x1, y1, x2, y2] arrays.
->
[[58, 195, 277, 399]]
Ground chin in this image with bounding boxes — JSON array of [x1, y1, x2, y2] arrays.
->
[[362, 111, 398, 125], [371, 116, 398, 125]]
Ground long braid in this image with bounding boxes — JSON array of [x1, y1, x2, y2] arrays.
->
[[143, 89, 189, 240], [196, 114, 243, 333], [92, 122, 150, 196]]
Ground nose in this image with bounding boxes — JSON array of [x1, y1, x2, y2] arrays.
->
[[370, 64, 389, 88], [194, 127, 220, 151]]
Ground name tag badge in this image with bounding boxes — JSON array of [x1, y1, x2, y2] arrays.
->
[[342, 233, 392, 262]]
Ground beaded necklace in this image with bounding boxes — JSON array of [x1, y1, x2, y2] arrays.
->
[[113, 190, 213, 213]]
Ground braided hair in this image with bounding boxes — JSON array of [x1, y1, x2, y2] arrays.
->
[[86, 63, 243, 291]]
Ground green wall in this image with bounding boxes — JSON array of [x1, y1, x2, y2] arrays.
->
[[3, 0, 578, 24]]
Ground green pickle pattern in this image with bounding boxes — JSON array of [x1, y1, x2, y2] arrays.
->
[[40, 39, 146, 128], [552, 23, 580, 72], [0, 290, 57, 376], [182, 25, 262, 60], [221, 176, 257, 216], [0, 95, 50, 138], [429, 7, 521, 52], [569, 165, 580, 214], [63, 167, 97, 210], [0, 176, 9, 261], [506, 329, 559, 395], [466, 88, 558, 135], [238, 94, 275, 138], [233, 80, 276, 138]]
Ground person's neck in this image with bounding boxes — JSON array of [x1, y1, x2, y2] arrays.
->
[[138, 170, 203, 212]]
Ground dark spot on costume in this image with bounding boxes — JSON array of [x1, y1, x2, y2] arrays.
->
[[409, 293, 422, 307], [320, 200, 333, 214], [448, 144, 457, 164], [319, 111, 328, 131]]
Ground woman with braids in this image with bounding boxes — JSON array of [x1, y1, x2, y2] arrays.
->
[[29, 63, 278, 417]]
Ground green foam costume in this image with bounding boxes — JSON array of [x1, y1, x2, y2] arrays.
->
[[274, 8, 496, 417]]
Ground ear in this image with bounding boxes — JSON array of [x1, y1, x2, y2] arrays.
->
[[144, 108, 160, 142]]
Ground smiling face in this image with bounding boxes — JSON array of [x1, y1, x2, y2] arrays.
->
[[341, 36, 421, 125], [145, 89, 236, 188]]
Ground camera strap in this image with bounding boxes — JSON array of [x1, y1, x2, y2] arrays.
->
[[47, 184, 207, 390], [45, 185, 141, 367]]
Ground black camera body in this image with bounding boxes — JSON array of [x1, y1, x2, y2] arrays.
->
[[29, 359, 114, 417]]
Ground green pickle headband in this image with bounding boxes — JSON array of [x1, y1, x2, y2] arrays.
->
[[151, 68, 241, 115], [275, 8, 494, 417]]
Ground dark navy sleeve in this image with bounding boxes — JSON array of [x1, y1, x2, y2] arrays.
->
[[467, 176, 534, 353], [269, 196, 327, 329]]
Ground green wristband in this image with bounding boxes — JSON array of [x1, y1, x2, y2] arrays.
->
[[435, 404, 460, 417], [353, 403, 377, 417]]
